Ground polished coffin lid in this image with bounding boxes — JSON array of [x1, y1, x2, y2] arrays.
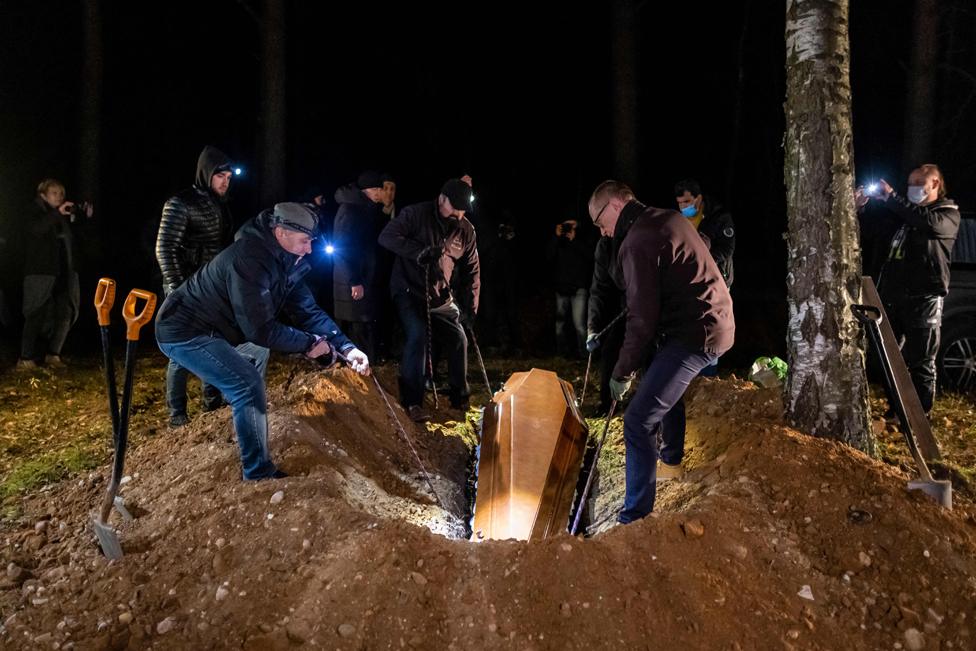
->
[[471, 368, 588, 541]]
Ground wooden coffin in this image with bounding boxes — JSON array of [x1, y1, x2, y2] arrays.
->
[[471, 368, 588, 541]]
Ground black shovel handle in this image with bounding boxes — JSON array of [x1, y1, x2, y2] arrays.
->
[[100, 289, 157, 522], [94, 278, 120, 444], [851, 304, 882, 326]]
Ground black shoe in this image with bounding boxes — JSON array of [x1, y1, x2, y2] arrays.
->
[[169, 413, 190, 428], [270, 469, 289, 479], [201, 396, 225, 412], [407, 405, 431, 422]]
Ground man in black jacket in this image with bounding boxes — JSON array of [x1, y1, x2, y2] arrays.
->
[[332, 171, 387, 361], [674, 179, 735, 287], [156, 203, 370, 481], [378, 178, 480, 421], [155, 146, 236, 426], [547, 217, 594, 358], [586, 236, 626, 414], [856, 164, 960, 413]]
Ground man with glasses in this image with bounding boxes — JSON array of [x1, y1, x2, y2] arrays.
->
[[588, 180, 734, 523], [156, 202, 370, 481]]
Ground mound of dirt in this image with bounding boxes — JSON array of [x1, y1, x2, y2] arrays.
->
[[2, 366, 976, 650]]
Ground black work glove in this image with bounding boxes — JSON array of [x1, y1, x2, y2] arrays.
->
[[416, 245, 441, 266]]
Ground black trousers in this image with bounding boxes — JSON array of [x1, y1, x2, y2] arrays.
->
[[393, 293, 469, 408], [884, 294, 943, 413]]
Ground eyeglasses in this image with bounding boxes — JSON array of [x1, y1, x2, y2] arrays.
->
[[593, 202, 610, 226]]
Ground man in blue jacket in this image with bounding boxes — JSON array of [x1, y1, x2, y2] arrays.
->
[[155, 202, 370, 480]]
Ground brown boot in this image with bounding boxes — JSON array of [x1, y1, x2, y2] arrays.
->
[[656, 460, 684, 482]]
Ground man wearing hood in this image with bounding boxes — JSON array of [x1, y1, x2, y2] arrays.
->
[[378, 178, 480, 422], [332, 171, 387, 361], [155, 146, 236, 427], [155, 202, 370, 481], [588, 180, 734, 523], [856, 164, 960, 414]]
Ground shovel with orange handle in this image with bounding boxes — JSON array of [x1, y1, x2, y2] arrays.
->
[[92, 285, 157, 560]]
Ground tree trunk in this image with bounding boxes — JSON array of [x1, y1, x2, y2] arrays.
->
[[259, 0, 286, 206], [79, 0, 103, 202], [784, 0, 874, 454], [611, 0, 638, 184], [903, 0, 938, 171]]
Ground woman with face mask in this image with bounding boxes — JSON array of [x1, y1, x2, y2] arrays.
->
[[856, 164, 961, 414]]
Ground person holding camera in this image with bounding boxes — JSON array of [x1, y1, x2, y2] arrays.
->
[[378, 177, 480, 422], [546, 217, 594, 358], [155, 146, 237, 426], [17, 179, 93, 369], [856, 164, 960, 414]]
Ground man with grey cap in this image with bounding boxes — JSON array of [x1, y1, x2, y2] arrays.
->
[[379, 177, 481, 421], [156, 202, 370, 480]]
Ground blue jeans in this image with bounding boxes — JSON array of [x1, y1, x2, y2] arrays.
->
[[158, 335, 274, 480], [393, 293, 469, 407], [618, 341, 715, 523], [166, 359, 224, 418], [555, 288, 588, 357]]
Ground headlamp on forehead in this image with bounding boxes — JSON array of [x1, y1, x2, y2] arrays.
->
[[234, 167, 243, 177]]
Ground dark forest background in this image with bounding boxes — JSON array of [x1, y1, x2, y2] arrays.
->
[[1, 1, 974, 366]]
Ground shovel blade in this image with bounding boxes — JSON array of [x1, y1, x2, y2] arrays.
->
[[113, 496, 134, 522], [92, 516, 123, 560], [908, 479, 953, 509]]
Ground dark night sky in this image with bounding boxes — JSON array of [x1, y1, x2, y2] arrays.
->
[[1, 1, 974, 362]]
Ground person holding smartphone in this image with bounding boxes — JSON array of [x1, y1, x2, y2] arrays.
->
[[855, 164, 961, 414]]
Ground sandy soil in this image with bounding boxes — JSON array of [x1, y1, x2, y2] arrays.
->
[[2, 361, 976, 650]]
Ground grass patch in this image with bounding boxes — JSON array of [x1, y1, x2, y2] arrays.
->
[[0, 442, 103, 500]]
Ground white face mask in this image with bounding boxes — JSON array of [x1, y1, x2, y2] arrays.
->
[[907, 185, 929, 205]]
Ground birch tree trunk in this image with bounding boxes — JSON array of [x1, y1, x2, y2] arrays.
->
[[784, 0, 874, 453]]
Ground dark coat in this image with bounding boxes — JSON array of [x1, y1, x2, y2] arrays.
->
[[697, 197, 735, 286], [378, 200, 481, 314], [587, 236, 624, 335], [155, 146, 234, 293], [332, 184, 384, 322], [545, 225, 595, 295], [155, 210, 353, 354], [612, 201, 735, 378], [23, 198, 78, 278], [874, 194, 960, 299]]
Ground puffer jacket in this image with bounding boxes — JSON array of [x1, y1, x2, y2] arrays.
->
[[877, 194, 960, 298], [155, 209, 353, 354], [155, 146, 234, 293]]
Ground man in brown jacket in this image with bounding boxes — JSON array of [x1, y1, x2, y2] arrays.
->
[[588, 180, 735, 523]]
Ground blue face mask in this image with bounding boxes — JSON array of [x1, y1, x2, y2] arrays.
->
[[680, 205, 698, 218]]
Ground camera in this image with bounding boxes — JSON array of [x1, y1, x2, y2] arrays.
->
[[864, 182, 880, 197]]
